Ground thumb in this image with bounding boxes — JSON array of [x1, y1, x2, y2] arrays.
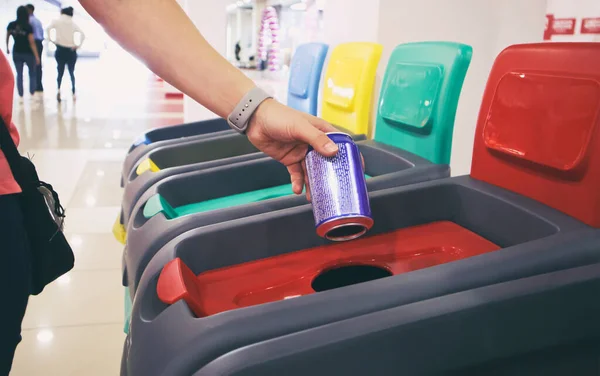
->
[[292, 120, 338, 157]]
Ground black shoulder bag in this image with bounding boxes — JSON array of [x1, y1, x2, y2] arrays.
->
[[0, 116, 74, 295]]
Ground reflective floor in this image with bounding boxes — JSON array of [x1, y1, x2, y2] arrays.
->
[[9, 48, 184, 376]]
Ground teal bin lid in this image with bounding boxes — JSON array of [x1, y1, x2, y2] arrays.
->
[[374, 41, 473, 164]]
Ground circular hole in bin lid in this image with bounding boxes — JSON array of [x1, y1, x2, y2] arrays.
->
[[325, 224, 367, 242], [312, 264, 392, 292]]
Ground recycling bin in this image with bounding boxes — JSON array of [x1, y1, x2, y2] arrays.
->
[[119, 41, 473, 332], [123, 42, 600, 375], [123, 142, 448, 294], [124, 188, 599, 375], [122, 40, 474, 295], [121, 118, 232, 187]]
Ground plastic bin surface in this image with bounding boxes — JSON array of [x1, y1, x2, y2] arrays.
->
[[287, 43, 329, 116], [123, 43, 600, 375], [374, 41, 472, 163], [321, 42, 382, 136]]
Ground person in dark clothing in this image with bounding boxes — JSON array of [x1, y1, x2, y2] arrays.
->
[[6, 6, 41, 102], [26, 4, 44, 93], [47, 7, 85, 101], [0, 195, 31, 376]]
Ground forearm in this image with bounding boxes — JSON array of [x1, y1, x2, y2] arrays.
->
[[28, 37, 40, 61], [5, 34, 9, 52], [79, 0, 255, 118]]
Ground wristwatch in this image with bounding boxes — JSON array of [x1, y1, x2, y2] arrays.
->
[[227, 87, 273, 134]]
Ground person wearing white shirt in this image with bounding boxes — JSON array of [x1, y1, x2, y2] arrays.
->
[[46, 7, 85, 101]]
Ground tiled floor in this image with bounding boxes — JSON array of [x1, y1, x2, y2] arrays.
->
[[8, 47, 186, 376]]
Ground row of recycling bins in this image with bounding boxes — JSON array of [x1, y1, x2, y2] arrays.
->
[[116, 41, 600, 375]]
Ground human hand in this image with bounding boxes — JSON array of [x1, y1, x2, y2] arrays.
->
[[6, 49, 9, 55], [247, 99, 339, 197], [35, 57, 41, 65]]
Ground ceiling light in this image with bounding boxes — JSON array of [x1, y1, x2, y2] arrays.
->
[[57, 274, 71, 286], [70, 235, 83, 247], [37, 329, 54, 344], [85, 195, 96, 207]]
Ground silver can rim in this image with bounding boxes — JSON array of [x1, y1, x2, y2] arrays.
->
[[324, 222, 368, 242]]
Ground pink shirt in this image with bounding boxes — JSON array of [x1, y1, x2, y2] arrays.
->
[[0, 52, 22, 195]]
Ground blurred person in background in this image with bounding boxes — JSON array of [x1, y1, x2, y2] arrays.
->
[[47, 6, 86, 102], [26, 4, 44, 95], [235, 41, 241, 62], [5, 5, 41, 104]]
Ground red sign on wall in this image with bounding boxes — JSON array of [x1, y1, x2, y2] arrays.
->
[[581, 17, 600, 34], [551, 18, 576, 35]]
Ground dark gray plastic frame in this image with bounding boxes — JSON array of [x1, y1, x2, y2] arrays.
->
[[121, 132, 263, 224], [121, 119, 233, 187], [196, 263, 600, 376], [123, 175, 600, 375], [120, 128, 367, 226], [123, 140, 450, 293]]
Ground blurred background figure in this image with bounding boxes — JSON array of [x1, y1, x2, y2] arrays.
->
[[47, 6, 85, 102], [235, 40, 242, 62], [5, 5, 40, 104], [26, 3, 44, 95]]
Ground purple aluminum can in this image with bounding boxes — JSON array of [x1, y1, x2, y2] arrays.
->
[[305, 132, 373, 241]]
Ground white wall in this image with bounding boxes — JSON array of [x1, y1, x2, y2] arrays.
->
[[547, 0, 600, 41], [320, 0, 381, 126], [180, 0, 548, 175], [322, 0, 380, 46], [323, 0, 546, 175], [396, 0, 545, 176], [377, 0, 547, 175], [181, 0, 229, 122]]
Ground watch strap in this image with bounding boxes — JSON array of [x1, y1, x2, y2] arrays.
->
[[227, 87, 273, 134]]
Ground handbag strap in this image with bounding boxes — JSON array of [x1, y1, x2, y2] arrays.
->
[[0, 114, 26, 187], [0, 114, 66, 220]]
